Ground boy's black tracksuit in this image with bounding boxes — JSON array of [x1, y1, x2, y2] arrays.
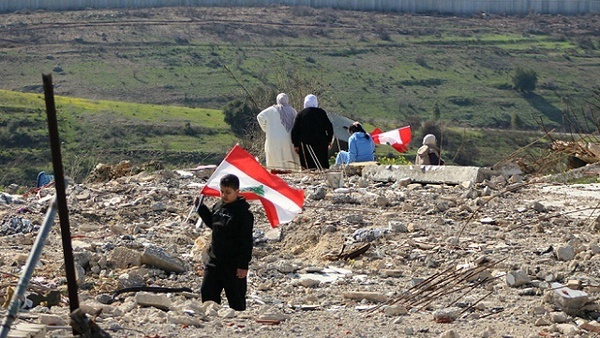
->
[[197, 196, 254, 311]]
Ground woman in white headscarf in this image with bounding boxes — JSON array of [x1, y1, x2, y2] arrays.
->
[[257, 93, 301, 171], [415, 134, 445, 165]]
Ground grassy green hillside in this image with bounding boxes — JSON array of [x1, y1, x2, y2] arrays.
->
[[1, 8, 598, 129], [1, 88, 567, 188], [0, 7, 598, 186], [0, 90, 236, 185]]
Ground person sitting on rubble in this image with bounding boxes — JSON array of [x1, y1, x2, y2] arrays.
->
[[195, 174, 254, 311], [415, 134, 445, 165], [335, 121, 375, 165]]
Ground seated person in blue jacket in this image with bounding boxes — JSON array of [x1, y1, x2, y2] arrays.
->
[[335, 122, 375, 165]]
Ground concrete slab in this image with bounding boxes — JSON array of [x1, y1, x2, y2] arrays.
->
[[362, 164, 486, 185], [6, 323, 47, 338]]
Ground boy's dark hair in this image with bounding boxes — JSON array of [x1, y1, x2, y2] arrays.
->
[[220, 174, 240, 190]]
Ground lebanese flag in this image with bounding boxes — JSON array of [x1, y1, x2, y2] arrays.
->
[[371, 126, 412, 153], [201, 145, 305, 228]]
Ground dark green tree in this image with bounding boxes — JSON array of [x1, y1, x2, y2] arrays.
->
[[222, 99, 260, 138], [512, 67, 538, 94]]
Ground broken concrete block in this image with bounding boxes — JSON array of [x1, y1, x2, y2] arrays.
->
[[38, 313, 67, 326], [547, 282, 590, 315], [134, 292, 172, 310], [566, 279, 582, 290], [433, 307, 461, 323], [7, 323, 47, 338], [108, 247, 142, 269], [141, 245, 185, 273], [363, 164, 485, 185], [506, 270, 530, 287], [554, 245, 575, 261]]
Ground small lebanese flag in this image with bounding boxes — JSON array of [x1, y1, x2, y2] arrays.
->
[[371, 126, 412, 153], [201, 145, 305, 228]]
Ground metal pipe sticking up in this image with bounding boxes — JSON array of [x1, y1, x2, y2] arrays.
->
[[0, 198, 59, 338]]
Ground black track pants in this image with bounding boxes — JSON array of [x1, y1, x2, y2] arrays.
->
[[201, 263, 247, 311]]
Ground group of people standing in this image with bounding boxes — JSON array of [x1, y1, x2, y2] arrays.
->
[[257, 93, 376, 171], [257, 92, 445, 170]]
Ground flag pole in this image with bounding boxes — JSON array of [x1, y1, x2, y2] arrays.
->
[[194, 195, 205, 230], [184, 197, 200, 223], [185, 195, 204, 223]]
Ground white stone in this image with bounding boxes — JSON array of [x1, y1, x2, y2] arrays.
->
[[548, 283, 590, 315], [265, 228, 282, 241], [506, 270, 531, 287]]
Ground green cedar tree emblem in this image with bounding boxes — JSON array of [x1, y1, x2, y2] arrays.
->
[[242, 185, 265, 196]]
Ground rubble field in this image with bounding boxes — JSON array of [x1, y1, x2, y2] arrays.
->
[[1, 163, 600, 338]]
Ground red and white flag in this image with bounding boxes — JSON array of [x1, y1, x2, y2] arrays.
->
[[371, 126, 412, 153], [201, 145, 305, 228]]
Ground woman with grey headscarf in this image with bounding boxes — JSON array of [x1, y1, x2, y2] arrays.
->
[[257, 93, 301, 171], [291, 94, 334, 170]]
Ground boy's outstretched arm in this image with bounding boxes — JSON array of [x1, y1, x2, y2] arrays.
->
[[195, 197, 213, 229]]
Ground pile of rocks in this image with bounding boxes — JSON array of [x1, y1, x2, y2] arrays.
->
[[1, 164, 600, 337]]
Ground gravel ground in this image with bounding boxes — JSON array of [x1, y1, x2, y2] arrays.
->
[[1, 164, 600, 337]]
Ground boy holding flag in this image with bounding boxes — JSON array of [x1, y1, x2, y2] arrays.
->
[[195, 174, 254, 311]]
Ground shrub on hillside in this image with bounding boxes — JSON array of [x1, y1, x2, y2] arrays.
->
[[512, 67, 538, 94], [223, 99, 260, 138]]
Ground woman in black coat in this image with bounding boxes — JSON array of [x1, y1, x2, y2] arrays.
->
[[291, 94, 334, 170]]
